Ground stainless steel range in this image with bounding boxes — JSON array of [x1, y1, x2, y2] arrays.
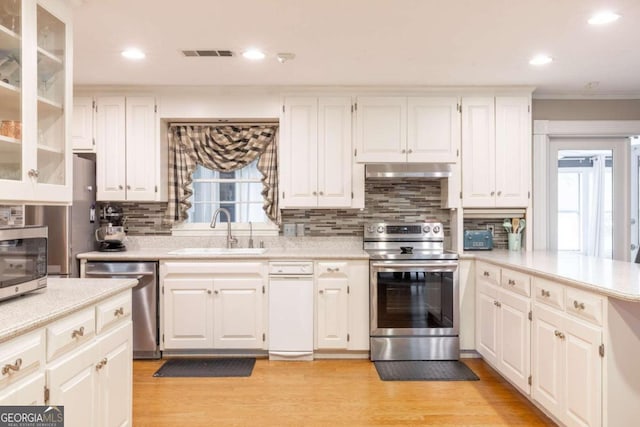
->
[[365, 222, 459, 361]]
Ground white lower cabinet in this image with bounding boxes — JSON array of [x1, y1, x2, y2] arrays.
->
[[315, 260, 369, 351], [160, 261, 268, 351], [533, 302, 602, 427], [0, 373, 45, 405]]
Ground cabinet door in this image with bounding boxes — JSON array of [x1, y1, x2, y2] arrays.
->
[[213, 278, 265, 349], [532, 303, 565, 422], [73, 97, 95, 152], [407, 97, 460, 163], [498, 289, 531, 395], [461, 97, 495, 207], [355, 97, 406, 163], [279, 97, 318, 207], [47, 341, 100, 427], [476, 280, 500, 366], [347, 261, 370, 351], [495, 96, 531, 207], [97, 321, 132, 427], [0, 373, 45, 405], [317, 97, 352, 207], [162, 278, 214, 349], [125, 96, 157, 201], [563, 318, 602, 427], [96, 96, 126, 201], [316, 263, 349, 349]]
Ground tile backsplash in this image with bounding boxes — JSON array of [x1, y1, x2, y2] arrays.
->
[[116, 178, 451, 238]]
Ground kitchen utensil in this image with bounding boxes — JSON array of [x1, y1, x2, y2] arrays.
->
[[512, 218, 520, 235], [503, 218, 512, 233], [517, 219, 526, 234]]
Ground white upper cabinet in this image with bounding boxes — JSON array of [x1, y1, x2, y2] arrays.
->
[[461, 95, 531, 208], [280, 96, 354, 208], [355, 96, 460, 163], [72, 96, 95, 152], [95, 95, 159, 202], [0, 0, 72, 203]]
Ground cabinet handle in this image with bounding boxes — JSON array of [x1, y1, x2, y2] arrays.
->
[[114, 307, 125, 317], [554, 330, 566, 340], [483, 271, 490, 277], [214, 290, 219, 295], [573, 300, 585, 310], [508, 279, 516, 286], [407, 149, 413, 154], [71, 326, 85, 339], [127, 185, 131, 190], [319, 290, 324, 294], [312, 191, 317, 196], [497, 191, 502, 196], [319, 191, 324, 196], [2, 358, 22, 375], [401, 149, 406, 154], [207, 290, 212, 294], [490, 191, 495, 196], [494, 301, 501, 307], [95, 358, 108, 371], [118, 185, 123, 190], [540, 289, 550, 297], [28, 169, 39, 178]]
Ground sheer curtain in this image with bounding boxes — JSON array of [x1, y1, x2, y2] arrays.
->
[[584, 154, 606, 257], [164, 124, 279, 225]]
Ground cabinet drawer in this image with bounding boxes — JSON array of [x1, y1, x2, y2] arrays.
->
[[565, 288, 604, 326], [476, 261, 500, 286], [0, 329, 45, 391], [46, 307, 96, 362], [500, 268, 530, 297], [96, 292, 132, 334], [316, 262, 348, 276], [533, 278, 564, 310]]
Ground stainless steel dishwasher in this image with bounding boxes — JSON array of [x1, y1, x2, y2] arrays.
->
[[84, 261, 160, 359]]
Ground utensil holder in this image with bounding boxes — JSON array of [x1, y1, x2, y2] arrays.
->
[[508, 233, 521, 251]]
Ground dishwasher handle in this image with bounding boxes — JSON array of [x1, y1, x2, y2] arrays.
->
[[84, 272, 153, 279]]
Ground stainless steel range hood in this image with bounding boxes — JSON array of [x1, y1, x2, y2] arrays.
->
[[365, 163, 453, 179]]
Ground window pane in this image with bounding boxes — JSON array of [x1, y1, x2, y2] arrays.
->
[[558, 212, 580, 251], [558, 172, 579, 211]]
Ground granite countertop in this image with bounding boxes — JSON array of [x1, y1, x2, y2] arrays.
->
[[0, 278, 136, 344], [462, 249, 640, 301]]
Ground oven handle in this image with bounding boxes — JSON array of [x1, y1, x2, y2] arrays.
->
[[371, 262, 458, 272]]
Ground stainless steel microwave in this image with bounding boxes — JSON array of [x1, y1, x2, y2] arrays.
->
[[0, 226, 48, 302]]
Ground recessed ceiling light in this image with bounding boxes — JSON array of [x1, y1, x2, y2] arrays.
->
[[529, 55, 553, 66], [588, 11, 620, 25], [121, 48, 146, 60], [242, 49, 266, 60]]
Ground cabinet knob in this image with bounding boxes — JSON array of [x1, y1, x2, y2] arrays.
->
[[119, 185, 123, 190], [407, 149, 413, 154], [497, 191, 502, 196], [490, 191, 495, 196], [71, 326, 85, 339], [319, 191, 324, 196], [319, 290, 324, 294], [401, 149, 406, 154], [127, 185, 131, 190], [312, 191, 317, 196], [508, 279, 516, 286], [214, 290, 219, 295], [483, 271, 490, 277], [207, 290, 212, 294], [28, 169, 39, 178], [2, 358, 22, 375], [573, 300, 585, 310]]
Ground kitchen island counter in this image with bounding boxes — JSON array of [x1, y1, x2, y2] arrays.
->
[[0, 278, 136, 343]]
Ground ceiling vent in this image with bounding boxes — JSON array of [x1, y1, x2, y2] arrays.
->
[[181, 50, 234, 57]]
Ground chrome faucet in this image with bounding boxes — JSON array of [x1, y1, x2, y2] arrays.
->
[[248, 221, 254, 248], [210, 208, 237, 249]]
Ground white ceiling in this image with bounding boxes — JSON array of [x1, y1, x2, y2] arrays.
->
[[71, 0, 640, 97]]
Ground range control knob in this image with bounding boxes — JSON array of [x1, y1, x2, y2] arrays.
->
[[433, 225, 441, 234], [423, 225, 431, 233], [366, 225, 374, 233], [377, 225, 384, 233]]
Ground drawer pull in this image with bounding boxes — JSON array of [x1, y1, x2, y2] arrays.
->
[[483, 271, 490, 277], [508, 279, 516, 286], [114, 307, 125, 317], [2, 358, 22, 375], [540, 289, 550, 297], [319, 290, 324, 294], [327, 267, 340, 273], [493, 300, 501, 307], [71, 326, 85, 339], [95, 357, 108, 371], [573, 300, 586, 310], [554, 330, 566, 340]]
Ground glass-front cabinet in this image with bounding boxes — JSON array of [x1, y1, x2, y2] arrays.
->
[[0, 0, 71, 203]]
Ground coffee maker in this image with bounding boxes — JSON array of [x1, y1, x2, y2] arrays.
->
[[95, 204, 127, 251]]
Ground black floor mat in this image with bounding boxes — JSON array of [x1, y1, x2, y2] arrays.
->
[[374, 361, 479, 381], [153, 358, 255, 378]]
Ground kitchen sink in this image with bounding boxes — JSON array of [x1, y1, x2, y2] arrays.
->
[[168, 247, 267, 255]]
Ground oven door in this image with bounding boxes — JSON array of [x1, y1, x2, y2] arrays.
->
[[370, 260, 459, 337]]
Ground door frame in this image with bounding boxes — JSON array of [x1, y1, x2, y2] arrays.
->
[[533, 120, 640, 261]]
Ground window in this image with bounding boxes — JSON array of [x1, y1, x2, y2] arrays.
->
[[185, 159, 268, 224]]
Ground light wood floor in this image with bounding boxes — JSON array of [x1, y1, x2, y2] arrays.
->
[[133, 358, 555, 426]]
